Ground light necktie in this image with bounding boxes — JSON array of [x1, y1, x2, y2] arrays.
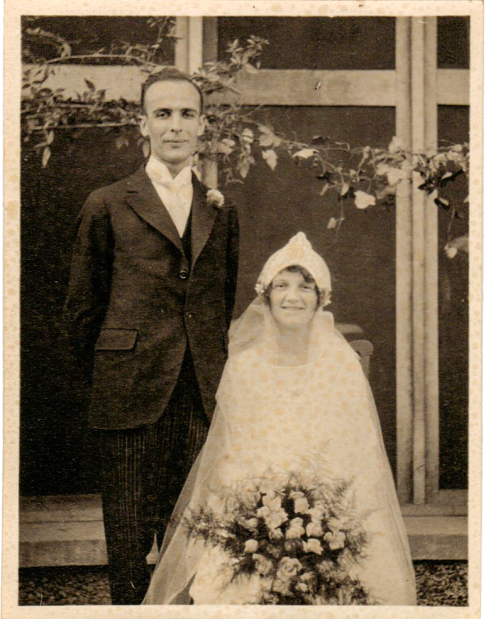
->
[[158, 179, 192, 237]]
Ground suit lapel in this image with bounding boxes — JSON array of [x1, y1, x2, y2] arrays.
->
[[125, 165, 184, 254], [190, 173, 218, 267]]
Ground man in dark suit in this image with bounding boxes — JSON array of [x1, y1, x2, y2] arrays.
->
[[64, 68, 239, 604]]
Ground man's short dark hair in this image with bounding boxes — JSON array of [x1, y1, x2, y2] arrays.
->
[[140, 68, 204, 114]]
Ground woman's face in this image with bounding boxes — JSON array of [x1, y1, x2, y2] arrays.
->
[[269, 269, 319, 328]]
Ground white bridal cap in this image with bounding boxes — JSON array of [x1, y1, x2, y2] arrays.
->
[[255, 231, 332, 294]]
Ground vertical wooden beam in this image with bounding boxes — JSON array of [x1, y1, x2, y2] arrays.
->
[[396, 16, 440, 506], [395, 17, 414, 505], [175, 17, 190, 72], [188, 17, 204, 74], [202, 17, 219, 188], [424, 17, 440, 501], [175, 18, 215, 186], [203, 17, 219, 63], [411, 17, 427, 505], [175, 17, 203, 74]]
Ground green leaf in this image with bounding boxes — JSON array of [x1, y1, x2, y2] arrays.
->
[[259, 132, 274, 148], [311, 136, 330, 146], [340, 183, 350, 197], [259, 125, 273, 134], [42, 146, 51, 168], [218, 138, 235, 155], [262, 149, 278, 170], [227, 39, 240, 53], [292, 149, 316, 160], [46, 131, 54, 145], [115, 136, 129, 150], [239, 160, 250, 178], [245, 63, 258, 74], [85, 79, 96, 92]]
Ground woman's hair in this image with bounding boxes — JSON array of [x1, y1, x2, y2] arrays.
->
[[263, 265, 329, 306]]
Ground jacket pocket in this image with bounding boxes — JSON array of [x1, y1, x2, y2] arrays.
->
[[95, 328, 138, 351]]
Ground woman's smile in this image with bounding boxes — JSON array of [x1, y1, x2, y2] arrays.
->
[[269, 270, 319, 328]]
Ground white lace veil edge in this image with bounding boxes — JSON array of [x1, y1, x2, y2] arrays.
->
[[227, 295, 339, 365]]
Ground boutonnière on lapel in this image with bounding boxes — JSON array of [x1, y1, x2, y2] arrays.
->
[[206, 189, 225, 210]]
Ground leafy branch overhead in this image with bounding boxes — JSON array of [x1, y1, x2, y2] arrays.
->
[[21, 17, 469, 255]]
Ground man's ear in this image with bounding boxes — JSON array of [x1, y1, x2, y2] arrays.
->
[[197, 114, 206, 137], [139, 114, 149, 138]]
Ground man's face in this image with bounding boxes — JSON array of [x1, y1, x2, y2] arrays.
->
[[140, 80, 205, 175]]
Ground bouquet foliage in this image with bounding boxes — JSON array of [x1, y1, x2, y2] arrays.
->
[[184, 467, 375, 605]]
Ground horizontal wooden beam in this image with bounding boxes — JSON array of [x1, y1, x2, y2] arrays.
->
[[23, 65, 470, 106], [23, 64, 152, 104], [401, 489, 467, 516], [233, 69, 396, 106], [437, 69, 470, 105]]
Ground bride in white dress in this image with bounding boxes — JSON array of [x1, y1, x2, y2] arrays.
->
[[143, 232, 417, 606]]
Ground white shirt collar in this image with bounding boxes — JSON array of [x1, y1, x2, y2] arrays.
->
[[145, 156, 192, 187]]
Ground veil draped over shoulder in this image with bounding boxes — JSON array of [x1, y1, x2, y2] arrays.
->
[[143, 233, 417, 606]]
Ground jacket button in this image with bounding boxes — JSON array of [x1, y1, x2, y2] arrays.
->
[[179, 270, 188, 280], [186, 312, 193, 319]]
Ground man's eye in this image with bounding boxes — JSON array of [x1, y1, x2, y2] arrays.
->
[[183, 111, 197, 118], [156, 111, 169, 118]]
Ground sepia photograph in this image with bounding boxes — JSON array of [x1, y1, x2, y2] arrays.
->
[[3, 1, 482, 617]]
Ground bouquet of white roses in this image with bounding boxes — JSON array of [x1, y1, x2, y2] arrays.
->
[[183, 467, 374, 605]]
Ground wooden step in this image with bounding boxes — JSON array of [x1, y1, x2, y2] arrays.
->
[[19, 495, 467, 568]]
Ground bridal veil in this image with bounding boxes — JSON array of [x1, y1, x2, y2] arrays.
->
[[143, 233, 417, 605]]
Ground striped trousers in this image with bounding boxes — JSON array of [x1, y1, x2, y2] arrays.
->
[[96, 350, 209, 605]]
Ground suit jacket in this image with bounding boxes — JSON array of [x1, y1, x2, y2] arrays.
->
[[64, 164, 239, 430]]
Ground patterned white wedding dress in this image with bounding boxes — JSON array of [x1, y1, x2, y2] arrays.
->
[[143, 302, 417, 606]]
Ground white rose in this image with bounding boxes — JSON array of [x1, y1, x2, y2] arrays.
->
[[286, 517, 305, 539], [307, 506, 325, 521], [252, 553, 274, 576], [244, 518, 259, 530], [303, 538, 323, 555], [276, 557, 303, 579], [306, 521, 323, 537], [294, 497, 309, 514], [268, 527, 284, 540], [244, 539, 259, 553]]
